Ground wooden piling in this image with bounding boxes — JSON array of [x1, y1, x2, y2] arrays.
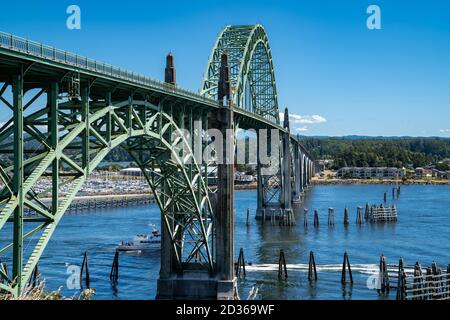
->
[[431, 261, 439, 298], [246, 208, 250, 227], [278, 249, 288, 280], [303, 208, 308, 227], [235, 248, 246, 278], [384, 192, 387, 203], [280, 209, 295, 226], [446, 264, 450, 299], [396, 258, 406, 300], [365, 203, 370, 220], [356, 206, 364, 224], [328, 208, 334, 226], [110, 250, 119, 283], [308, 251, 317, 281], [261, 209, 266, 225], [413, 262, 423, 300], [378, 254, 389, 294], [431, 261, 438, 275], [80, 251, 90, 289], [344, 208, 349, 226], [313, 209, 319, 227], [279, 210, 285, 226], [341, 252, 353, 285], [289, 209, 296, 226], [425, 267, 433, 299]]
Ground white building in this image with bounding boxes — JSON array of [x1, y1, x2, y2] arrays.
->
[[336, 167, 405, 179], [119, 168, 143, 177]]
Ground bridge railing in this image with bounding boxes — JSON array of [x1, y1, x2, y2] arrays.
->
[[0, 31, 216, 105]]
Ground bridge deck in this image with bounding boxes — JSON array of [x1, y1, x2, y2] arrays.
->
[[0, 31, 215, 105], [0, 31, 313, 157]]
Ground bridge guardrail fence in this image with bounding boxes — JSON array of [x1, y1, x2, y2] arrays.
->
[[0, 31, 217, 105], [0, 31, 292, 132]]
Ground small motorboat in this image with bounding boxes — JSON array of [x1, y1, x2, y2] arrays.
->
[[117, 225, 161, 252]]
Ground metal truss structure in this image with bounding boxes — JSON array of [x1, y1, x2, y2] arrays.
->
[[201, 25, 279, 124], [201, 25, 285, 213], [0, 26, 315, 298], [0, 74, 214, 295]]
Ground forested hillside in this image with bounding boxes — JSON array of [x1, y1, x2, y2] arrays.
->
[[302, 137, 450, 169]]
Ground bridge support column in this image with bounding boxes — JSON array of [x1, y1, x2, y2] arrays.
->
[[304, 158, 310, 188], [256, 130, 265, 219], [49, 82, 59, 229], [214, 107, 237, 299], [156, 53, 237, 300], [81, 85, 90, 174], [12, 72, 24, 295], [281, 108, 292, 213], [292, 142, 302, 204], [156, 105, 219, 300], [215, 53, 237, 299], [255, 129, 282, 221], [308, 160, 313, 184]]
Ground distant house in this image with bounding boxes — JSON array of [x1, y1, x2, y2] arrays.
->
[[432, 168, 447, 178], [235, 171, 254, 183], [434, 169, 450, 179], [415, 167, 432, 179], [336, 167, 405, 179]]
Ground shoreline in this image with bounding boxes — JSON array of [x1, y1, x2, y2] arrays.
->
[[38, 182, 260, 202], [312, 178, 450, 185], [37, 178, 449, 204]]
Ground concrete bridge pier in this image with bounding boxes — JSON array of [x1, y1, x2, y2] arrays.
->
[[308, 159, 314, 184], [280, 108, 293, 216], [255, 109, 294, 221], [156, 53, 237, 300], [303, 157, 310, 189], [214, 53, 238, 300], [292, 142, 303, 204], [255, 129, 283, 221]]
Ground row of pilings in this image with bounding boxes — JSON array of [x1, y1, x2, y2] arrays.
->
[[246, 204, 397, 228], [234, 248, 450, 300]]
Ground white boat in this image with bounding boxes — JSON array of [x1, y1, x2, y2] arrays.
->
[[117, 225, 161, 252]]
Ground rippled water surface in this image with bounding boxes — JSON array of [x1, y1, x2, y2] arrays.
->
[[2, 184, 450, 299]]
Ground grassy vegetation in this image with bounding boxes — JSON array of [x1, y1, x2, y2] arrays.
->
[[0, 280, 96, 300]]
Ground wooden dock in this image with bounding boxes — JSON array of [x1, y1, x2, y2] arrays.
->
[[24, 193, 155, 216], [367, 204, 398, 222], [398, 262, 450, 300]]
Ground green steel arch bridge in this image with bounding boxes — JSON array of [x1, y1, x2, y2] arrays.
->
[[0, 25, 315, 299]]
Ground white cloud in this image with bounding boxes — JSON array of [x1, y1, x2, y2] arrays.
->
[[279, 113, 327, 124], [295, 126, 308, 132], [440, 129, 450, 133]]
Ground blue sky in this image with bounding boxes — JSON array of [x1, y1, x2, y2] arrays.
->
[[1, 0, 449, 137]]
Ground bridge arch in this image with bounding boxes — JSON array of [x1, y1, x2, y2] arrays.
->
[[201, 25, 280, 124], [0, 26, 317, 298], [0, 88, 214, 294]]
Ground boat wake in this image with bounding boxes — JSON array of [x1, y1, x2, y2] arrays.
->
[[245, 263, 412, 275]]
